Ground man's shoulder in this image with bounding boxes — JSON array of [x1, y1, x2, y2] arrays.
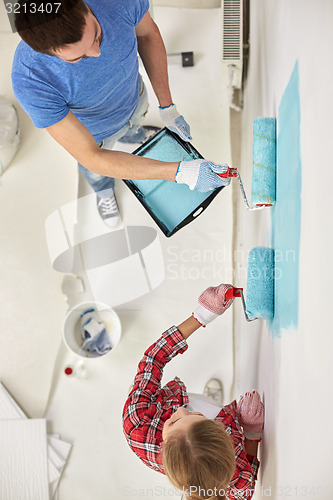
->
[[12, 41, 64, 88], [13, 40, 34, 68], [87, 0, 123, 14], [12, 40, 49, 77], [87, 0, 149, 24]]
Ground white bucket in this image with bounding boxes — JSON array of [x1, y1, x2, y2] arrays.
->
[[62, 301, 121, 359]]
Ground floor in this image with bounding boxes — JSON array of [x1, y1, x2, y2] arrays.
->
[[1, 5, 234, 499], [0, 21, 78, 418], [1, 1, 333, 499]]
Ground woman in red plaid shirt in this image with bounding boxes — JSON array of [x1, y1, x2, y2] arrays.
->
[[123, 284, 264, 500]]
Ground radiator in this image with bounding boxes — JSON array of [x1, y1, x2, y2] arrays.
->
[[222, 0, 244, 110]]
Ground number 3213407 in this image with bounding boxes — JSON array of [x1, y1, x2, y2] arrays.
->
[[5, 3, 61, 14]]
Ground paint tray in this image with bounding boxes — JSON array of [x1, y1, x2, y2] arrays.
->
[[123, 128, 224, 237]]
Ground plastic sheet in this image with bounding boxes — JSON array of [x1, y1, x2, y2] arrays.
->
[[0, 96, 20, 175]]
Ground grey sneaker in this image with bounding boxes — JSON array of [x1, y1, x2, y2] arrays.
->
[[96, 190, 120, 227]]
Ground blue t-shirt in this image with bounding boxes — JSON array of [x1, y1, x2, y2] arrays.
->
[[11, 0, 149, 141]]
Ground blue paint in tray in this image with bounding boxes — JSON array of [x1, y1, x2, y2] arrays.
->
[[125, 129, 223, 236]]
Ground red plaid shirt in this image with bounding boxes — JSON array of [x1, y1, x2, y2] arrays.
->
[[123, 326, 259, 499]]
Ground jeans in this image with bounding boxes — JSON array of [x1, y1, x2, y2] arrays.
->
[[78, 77, 149, 198]]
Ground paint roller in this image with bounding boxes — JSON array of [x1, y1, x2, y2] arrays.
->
[[219, 118, 276, 210], [225, 247, 274, 321]]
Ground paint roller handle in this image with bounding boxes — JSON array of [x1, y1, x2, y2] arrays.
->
[[225, 286, 243, 300], [217, 167, 238, 178], [225, 286, 258, 322]]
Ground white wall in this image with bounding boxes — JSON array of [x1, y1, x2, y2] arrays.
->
[[234, 1, 333, 498]]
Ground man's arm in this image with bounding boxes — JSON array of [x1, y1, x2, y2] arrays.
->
[[135, 12, 172, 108], [46, 110, 178, 180]]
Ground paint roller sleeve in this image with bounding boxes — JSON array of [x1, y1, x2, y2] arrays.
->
[[246, 247, 275, 320], [251, 118, 276, 206]]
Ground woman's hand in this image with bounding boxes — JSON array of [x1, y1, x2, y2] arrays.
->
[[237, 391, 264, 441], [192, 283, 235, 327]]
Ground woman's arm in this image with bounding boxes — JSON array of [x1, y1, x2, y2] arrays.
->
[[177, 316, 201, 340], [123, 284, 235, 428], [244, 438, 259, 458]]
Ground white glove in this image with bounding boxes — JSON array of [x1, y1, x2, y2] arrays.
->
[[175, 159, 231, 192], [192, 284, 235, 327], [159, 103, 192, 142], [237, 391, 265, 441]]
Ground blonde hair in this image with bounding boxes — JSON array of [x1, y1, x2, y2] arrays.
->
[[162, 419, 236, 500]]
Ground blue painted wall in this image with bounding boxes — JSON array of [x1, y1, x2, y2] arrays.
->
[[270, 61, 302, 336]]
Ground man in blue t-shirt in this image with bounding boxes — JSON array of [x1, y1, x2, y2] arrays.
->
[[12, 0, 230, 226]]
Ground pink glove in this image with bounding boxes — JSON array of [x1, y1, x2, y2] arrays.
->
[[192, 283, 235, 327], [237, 391, 264, 441]]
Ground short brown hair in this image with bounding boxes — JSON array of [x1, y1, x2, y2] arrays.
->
[[14, 0, 89, 54], [163, 420, 236, 500]]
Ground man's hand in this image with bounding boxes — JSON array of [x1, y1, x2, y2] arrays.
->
[[175, 159, 231, 192], [159, 103, 192, 142]]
